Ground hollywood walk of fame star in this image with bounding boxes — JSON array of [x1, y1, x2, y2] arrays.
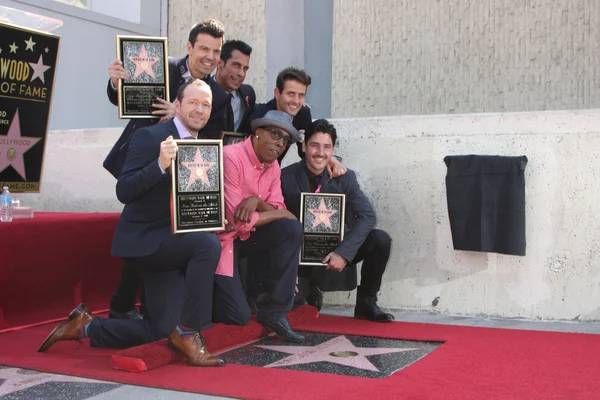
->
[[29, 54, 51, 84], [257, 335, 419, 372], [0, 368, 111, 396], [24, 36, 36, 51], [309, 198, 337, 229], [128, 44, 159, 79], [181, 148, 215, 187], [9, 42, 18, 53], [0, 109, 42, 180]]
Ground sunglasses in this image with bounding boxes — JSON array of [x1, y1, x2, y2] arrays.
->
[[262, 127, 293, 145]]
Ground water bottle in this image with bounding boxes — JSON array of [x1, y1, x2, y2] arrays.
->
[[0, 186, 13, 222]]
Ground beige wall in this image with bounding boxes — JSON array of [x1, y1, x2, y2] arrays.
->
[[332, 0, 600, 118], [22, 108, 600, 321], [167, 0, 268, 102]]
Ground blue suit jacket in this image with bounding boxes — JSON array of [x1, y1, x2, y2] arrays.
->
[[104, 56, 228, 179], [111, 119, 181, 258]]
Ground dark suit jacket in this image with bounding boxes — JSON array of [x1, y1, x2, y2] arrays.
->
[[103, 56, 228, 179], [281, 160, 376, 291], [252, 99, 312, 162], [111, 119, 181, 258], [222, 83, 256, 135]]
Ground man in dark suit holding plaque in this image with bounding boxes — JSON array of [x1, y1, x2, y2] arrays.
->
[[280, 119, 394, 322], [103, 18, 229, 321], [38, 79, 225, 366], [215, 40, 256, 135]]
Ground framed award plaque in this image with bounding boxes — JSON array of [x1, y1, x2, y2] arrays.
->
[[299, 193, 346, 266], [170, 140, 225, 233], [116, 35, 169, 118], [221, 131, 246, 146]]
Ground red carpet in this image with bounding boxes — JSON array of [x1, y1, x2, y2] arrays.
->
[[0, 213, 122, 331], [1, 311, 598, 400]]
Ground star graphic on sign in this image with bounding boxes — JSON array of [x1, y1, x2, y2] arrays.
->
[[181, 148, 215, 187], [9, 42, 18, 53], [0, 109, 42, 180], [44, 47, 49, 53], [257, 335, 419, 372], [24, 36, 36, 51], [0, 47, 3, 54], [309, 198, 337, 229], [128, 44, 159, 78], [0, 367, 112, 396], [29, 54, 51, 84]]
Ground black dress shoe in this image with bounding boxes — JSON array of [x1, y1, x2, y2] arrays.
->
[[108, 308, 143, 320], [258, 316, 305, 343], [354, 295, 395, 322]]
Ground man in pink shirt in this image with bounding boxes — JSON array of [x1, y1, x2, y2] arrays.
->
[[214, 110, 304, 343]]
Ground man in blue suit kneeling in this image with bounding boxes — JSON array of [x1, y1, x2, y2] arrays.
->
[[38, 80, 225, 366]]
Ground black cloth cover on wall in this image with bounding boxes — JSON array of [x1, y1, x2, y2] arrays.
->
[[444, 155, 527, 256]]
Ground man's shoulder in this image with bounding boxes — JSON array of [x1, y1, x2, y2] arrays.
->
[[135, 119, 173, 139], [298, 105, 312, 118], [239, 84, 256, 98], [253, 99, 276, 119], [293, 106, 312, 130], [281, 161, 302, 177], [205, 76, 228, 102], [223, 140, 245, 158]]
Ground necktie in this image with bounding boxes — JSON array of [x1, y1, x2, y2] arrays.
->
[[227, 93, 234, 131]]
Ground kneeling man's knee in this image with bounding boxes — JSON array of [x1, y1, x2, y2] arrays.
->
[[372, 229, 392, 249]]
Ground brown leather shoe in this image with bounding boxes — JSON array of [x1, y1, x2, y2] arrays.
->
[[168, 330, 225, 367], [38, 304, 93, 352]]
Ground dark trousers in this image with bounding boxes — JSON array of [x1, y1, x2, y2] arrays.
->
[[215, 218, 302, 324], [351, 229, 391, 296], [88, 232, 220, 348], [298, 229, 391, 299], [109, 264, 144, 314]]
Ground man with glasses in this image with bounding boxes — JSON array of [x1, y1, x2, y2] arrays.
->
[[214, 110, 305, 343]]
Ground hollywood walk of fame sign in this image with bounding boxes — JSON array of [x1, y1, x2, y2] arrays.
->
[[219, 332, 443, 379], [170, 139, 225, 233], [0, 21, 60, 192], [116, 35, 169, 118], [299, 193, 345, 265]]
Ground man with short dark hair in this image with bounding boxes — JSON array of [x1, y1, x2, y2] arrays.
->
[[38, 80, 226, 366], [215, 40, 256, 135], [281, 119, 395, 322], [214, 110, 305, 342], [104, 18, 230, 321], [253, 67, 312, 162]]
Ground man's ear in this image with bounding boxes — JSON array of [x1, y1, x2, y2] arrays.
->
[[186, 41, 193, 56], [274, 87, 280, 99], [301, 141, 307, 153]]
